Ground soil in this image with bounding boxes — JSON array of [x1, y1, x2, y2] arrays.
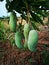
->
[[0, 31, 49, 65]]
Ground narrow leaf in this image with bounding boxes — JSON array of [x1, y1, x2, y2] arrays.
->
[[30, 11, 44, 25]]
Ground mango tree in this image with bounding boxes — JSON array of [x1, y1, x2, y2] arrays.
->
[[0, 0, 49, 51]]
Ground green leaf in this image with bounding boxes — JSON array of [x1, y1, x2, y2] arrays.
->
[[21, 13, 27, 20], [35, 10, 47, 17], [30, 11, 44, 25], [31, 21, 39, 30]]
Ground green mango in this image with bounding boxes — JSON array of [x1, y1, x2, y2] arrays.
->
[[28, 30, 38, 52], [23, 23, 30, 48], [9, 12, 16, 32], [24, 23, 30, 38], [15, 31, 23, 48]]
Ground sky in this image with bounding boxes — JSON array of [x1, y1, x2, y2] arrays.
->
[[0, 0, 8, 17], [0, 0, 20, 17]]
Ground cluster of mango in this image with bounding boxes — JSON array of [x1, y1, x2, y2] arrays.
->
[[9, 12, 38, 52]]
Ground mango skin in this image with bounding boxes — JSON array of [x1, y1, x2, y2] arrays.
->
[[15, 31, 23, 48], [24, 23, 30, 38], [9, 12, 16, 32], [28, 30, 38, 52], [23, 23, 30, 48]]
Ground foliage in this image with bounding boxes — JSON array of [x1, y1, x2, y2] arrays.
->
[[0, 20, 15, 46], [0, 0, 49, 53], [0, 21, 6, 40], [42, 45, 49, 65], [0, 0, 49, 29]]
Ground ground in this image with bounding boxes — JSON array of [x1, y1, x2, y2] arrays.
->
[[0, 31, 49, 65]]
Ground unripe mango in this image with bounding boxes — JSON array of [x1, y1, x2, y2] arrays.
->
[[23, 23, 30, 48], [15, 31, 23, 48], [28, 30, 38, 52], [24, 23, 30, 38], [9, 12, 16, 32]]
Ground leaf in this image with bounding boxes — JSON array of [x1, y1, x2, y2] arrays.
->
[[30, 11, 44, 25], [35, 10, 47, 17], [0, 0, 3, 1], [21, 13, 27, 20], [31, 21, 39, 30]]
